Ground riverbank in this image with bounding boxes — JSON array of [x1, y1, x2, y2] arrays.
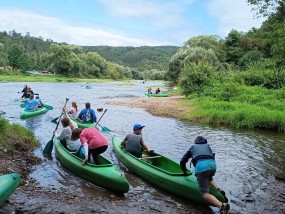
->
[[109, 95, 190, 119], [0, 71, 110, 83]]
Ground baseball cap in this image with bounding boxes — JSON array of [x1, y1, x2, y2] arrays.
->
[[133, 124, 145, 131]]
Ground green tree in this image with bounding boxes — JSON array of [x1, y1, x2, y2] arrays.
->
[[7, 44, 24, 70], [247, 0, 284, 17], [0, 43, 8, 67]]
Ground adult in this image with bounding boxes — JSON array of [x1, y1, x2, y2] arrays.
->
[[54, 116, 81, 152], [23, 94, 39, 111], [78, 102, 96, 123], [155, 88, 161, 94], [21, 86, 34, 99], [180, 136, 230, 214], [120, 124, 151, 158], [147, 87, 152, 94], [71, 127, 108, 165]]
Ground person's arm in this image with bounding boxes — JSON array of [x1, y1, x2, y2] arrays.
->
[[180, 149, 192, 175], [82, 142, 89, 166], [120, 135, 129, 149], [91, 110, 97, 123], [54, 129, 66, 140]]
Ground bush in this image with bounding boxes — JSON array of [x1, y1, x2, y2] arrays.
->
[[179, 64, 216, 96]]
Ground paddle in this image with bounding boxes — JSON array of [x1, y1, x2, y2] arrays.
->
[[43, 98, 69, 156], [94, 109, 108, 130]]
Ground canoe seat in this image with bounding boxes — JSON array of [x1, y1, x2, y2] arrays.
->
[[139, 156, 161, 159]]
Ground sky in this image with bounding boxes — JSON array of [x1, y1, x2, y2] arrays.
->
[[0, 0, 265, 47]]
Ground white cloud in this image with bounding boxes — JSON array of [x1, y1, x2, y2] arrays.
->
[[208, 0, 265, 36], [97, 0, 196, 28], [0, 8, 174, 46]]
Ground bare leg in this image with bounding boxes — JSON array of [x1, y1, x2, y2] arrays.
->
[[210, 179, 219, 189], [202, 193, 223, 208]]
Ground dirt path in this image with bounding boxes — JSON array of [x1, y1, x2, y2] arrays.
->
[[108, 95, 190, 119]]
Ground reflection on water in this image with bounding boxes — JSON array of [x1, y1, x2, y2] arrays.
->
[[1, 81, 285, 213]]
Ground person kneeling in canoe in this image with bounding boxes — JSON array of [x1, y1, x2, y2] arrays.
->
[[120, 124, 152, 158], [180, 136, 230, 214], [77, 102, 96, 123], [54, 116, 81, 153], [23, 94, 39, 111], [71, 127, 108, 165]]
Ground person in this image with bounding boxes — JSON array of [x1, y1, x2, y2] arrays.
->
[[23, 94, 39, 111], [120, 124, 151, 158], [147, 87, 152, 94], [71, 127, 108, 165], [155, 88, 161, 94], [180, 136, 230, 214], [85, 82, 91, 89], [21, 86, 34, 99], [54, 116, 81, 152], [67, 101, 79, 118], [20, 84, 28, 94], [35, 94, 43, 108], [78, 102, 96, 123]]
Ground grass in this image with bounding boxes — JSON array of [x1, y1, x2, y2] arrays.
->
[[0, 71, 112, 83], [174, 84, 285, 132], [0, 118, 39, 151]]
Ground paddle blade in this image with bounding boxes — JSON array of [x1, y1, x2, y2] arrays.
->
[[102, 126, 111, 132], [43, 104, 53, 110], [51, 116, 59, 124], [43, 139, 54, 156]]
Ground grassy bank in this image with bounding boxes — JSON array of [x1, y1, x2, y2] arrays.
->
[[0, 118, 39, 152], [177, 85, 285, 132], [0, 71, 111, 83]]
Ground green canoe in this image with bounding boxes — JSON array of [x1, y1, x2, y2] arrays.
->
[[145, 93, 168, 97], [54, 139, 129, 193], [20, 107, 48, 119], [20, 103, 53, 110], [0, 173, 21, 205], [70, 118, 102, 131], [112, 136, 225, 206]]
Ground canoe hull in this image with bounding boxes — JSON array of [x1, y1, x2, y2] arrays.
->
[[112, 136, 225, 206], [0, 173, 21, 205], [54, 139, 129, 193], [145, 93, 168, 97], [70, 119, 102, 131], [20, 107, 48, 119]]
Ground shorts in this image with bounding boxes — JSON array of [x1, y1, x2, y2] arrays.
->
[[195, 169, 216, 196]]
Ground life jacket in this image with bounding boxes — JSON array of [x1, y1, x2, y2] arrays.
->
[[125, 133, 142, 157], [191, 140, 214, 167]]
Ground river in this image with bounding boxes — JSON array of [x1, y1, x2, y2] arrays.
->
[[1, 81, 285, 214]]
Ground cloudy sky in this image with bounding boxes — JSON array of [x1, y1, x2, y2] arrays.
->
[[0, 0, 265, 46]]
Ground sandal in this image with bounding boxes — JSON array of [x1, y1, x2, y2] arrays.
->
[[220, 203, 230, 214]]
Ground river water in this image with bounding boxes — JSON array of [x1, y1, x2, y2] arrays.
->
[[1, 81, 285, 214]]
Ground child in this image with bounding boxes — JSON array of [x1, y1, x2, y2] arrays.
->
[[121, 124, 151, 158]]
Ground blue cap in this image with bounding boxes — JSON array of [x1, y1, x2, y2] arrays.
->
[[133, 124, 145, 131]]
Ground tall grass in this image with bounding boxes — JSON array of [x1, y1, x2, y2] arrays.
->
[[0, 118, 39, 149]]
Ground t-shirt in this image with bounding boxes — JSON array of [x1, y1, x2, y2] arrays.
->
[[24, 99, 39, 111], [78, 108, 96, 123], [69, 107, 78, 118], [80, 127, 108, 149]]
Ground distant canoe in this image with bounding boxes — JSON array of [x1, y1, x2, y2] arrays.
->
[[0, 173, 21, 206], [145, 93, 168, 97]]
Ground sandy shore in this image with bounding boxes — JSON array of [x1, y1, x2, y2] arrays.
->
[[108, 95, 190, 119]]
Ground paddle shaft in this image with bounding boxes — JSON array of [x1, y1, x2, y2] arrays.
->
[[43, 98, 69, 155], [94, 109, 107, 128]]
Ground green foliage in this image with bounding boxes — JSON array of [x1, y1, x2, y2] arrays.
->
[[0, 118, 39, 148], [239, 49, 263, 69], [7, 44, 24, 70], [0, 42, 8, 66], [83, 46, 178, 72], [179, 64, 216, 96]]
